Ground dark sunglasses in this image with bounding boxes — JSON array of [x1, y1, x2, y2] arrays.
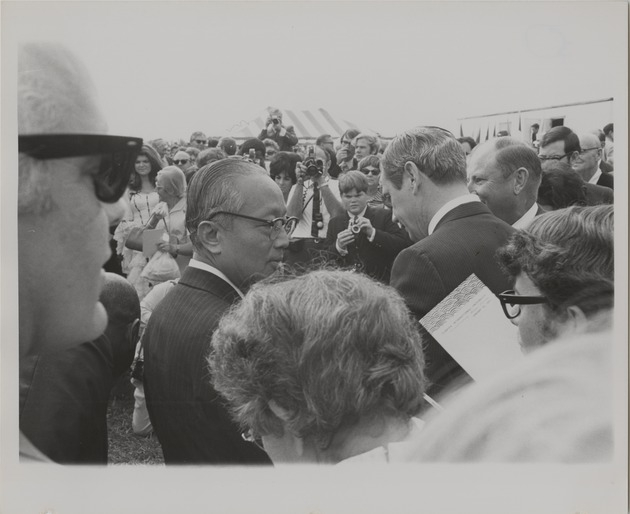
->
[[19, 133, 142, 203], [195, 140, 207, 145], [173, 159, 189, 165], [497, 290, 548, 320], [360, 166, 380, 176]]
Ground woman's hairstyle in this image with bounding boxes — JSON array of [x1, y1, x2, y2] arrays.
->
[[269, 151, 301, 184], [129, 144, 163, 191], [156, 166, 186, 200], [339, 170, 369, 194], [538, 162, 587, 210], [262, 138, 280, 152], [497, 205, 614, 317], [209, 269, 427, 449], [357, 154, 381, 172], [457, 136, 477, 149], [196, 147, 226, 168]]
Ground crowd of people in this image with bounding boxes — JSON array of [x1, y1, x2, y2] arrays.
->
[[18, 42, 616, 467]]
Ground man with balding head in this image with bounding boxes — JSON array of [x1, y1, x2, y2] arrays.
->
[[381, 126, 514, 396], [467, 137, 544, 228], [573, 133, 614, 189], [143, 159, 295, 464], [18, 43, 140, 460]]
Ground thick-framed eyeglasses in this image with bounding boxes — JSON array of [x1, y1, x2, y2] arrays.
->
[[19, 133, 142, 203], [538, 153, 571, 162], [195, 139, 207, 145], [207, 211, 299, 240], [497, 290, 548, 319], [360, 166, 380, 176], [241, 429, 265, 451], [173, 159, 189, 165], [579, 147, 601, 155]]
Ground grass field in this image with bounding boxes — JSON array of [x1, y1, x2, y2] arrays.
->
[[107, 373, 164, 465]]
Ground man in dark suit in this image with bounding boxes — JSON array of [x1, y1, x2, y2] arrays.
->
[[467, 137, 545, 229], [143, 159, 293, 464], [539, 127, 613, 206], [574, 133, 614, 189], [380, 126, 515, 397], [325, 170, 411, 283]]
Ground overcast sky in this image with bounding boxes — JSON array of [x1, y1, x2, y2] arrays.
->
[[4, 1, 626, 141]]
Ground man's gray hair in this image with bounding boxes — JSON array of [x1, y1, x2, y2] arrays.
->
[[186, 158, 266, 251], [381, 126, 466, 189], [18, 42, 103, 214]]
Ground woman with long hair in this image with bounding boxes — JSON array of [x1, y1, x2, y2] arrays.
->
[[113, 144, 163, 299]]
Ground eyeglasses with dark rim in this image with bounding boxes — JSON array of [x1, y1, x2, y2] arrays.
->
[[207, 211, 299, 240], [538, 153, 571, 162], [579, 147, 601, 155], [195, 140, 207, 145], [360, 166, 380, 176], [173, 159, 190, 165], [497, 289, 548, 320], [241, 429, 265, 451], [19, 133, 142, 203]]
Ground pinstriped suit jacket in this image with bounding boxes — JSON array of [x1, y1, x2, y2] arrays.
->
[[390, 202, 515, 397], [143, 266, 271, 464]]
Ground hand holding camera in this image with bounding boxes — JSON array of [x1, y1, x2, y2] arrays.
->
[[267, 116, 283, 135], [337, 228, 356, 250], [349, 216, 375, 239]]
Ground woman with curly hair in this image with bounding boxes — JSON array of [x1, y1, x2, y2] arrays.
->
[[113, 144, 163, 299], [209, 270, 429, 464]]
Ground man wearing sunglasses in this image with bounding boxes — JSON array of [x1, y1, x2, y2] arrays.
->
[[538, 126, 613, 206], [142, 159, 293, 464], [17, 43, 142, 460], [189, 131, 207, 150], [497, 205, 613, 353]]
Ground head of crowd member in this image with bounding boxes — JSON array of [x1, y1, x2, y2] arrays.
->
[[340, 128, 361, 149], [497, 205, 614, 353], [531, 123, 540, 135], [207, 137, 220, 148], [262, 138, 280, 161], [130, 144, 162, 192], [590, 128, 606, 149], [336, 142, 356, 172], [218, 137, 237, 156], [172, 150, 192, 173], [239, 138, 267, 168], [408, 329, 613, 462], [315, 134, 334, 152], [457, 136, 477, 157], [196, 147, 226, 169], [538, 126, 581, 166], [189, 131, 207, 150], [18, 42, 140, 359], [353, 133, 380, 160], [99, 273, 141, 377], [572, 133, 603, 182], [209, 270, 427, 464], [186, 159, 293, 291], [155, 166, 187, 206], [339, 170, 370, 216], [537, 161, 587, 211], [185, 146, 200, 163], [467, 137, 542, 225], [357, 154, 381, 195], [603, 123, 613, 142], [148, 138, 169, 159], [380, 126, 468, 242], [269, 151, 300, 201]]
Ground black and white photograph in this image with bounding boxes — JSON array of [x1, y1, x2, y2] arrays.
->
[[2, 1, 627, 513]]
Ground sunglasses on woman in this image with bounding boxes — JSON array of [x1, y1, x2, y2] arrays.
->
[[19, 133, 142, 203]]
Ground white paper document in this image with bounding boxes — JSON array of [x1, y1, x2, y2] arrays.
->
[[420, 273, 523, 382]]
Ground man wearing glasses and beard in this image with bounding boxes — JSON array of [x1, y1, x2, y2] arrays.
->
[[142, 159, 296, 464]]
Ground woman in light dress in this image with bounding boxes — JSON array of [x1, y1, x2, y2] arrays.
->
[[114, 145, 162, 299]]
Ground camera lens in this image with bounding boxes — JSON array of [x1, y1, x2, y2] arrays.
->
[[351, 224, 361, 234]]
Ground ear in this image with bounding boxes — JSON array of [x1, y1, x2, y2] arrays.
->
[[403, 161, 423, 193], [568, 151, 580, 167], [564, 305, 588, 334], [196, 220, 222, 255], [268, 399, 292, 422], [512, 167, 529, 195]]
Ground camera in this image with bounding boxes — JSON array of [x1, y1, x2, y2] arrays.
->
[[303, 145, 323, 178], [271, 117, 280, 125], [248, 148, 256, 161], [130, 358, 144, 382], [351, 221, 362, 235]]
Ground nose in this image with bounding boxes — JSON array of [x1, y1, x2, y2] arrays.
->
[[467, 179, 476, 193], [102, 198, 127, 226], [274, 228, 291, 249]]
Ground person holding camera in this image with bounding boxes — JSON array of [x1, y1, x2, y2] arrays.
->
[[257, 107, 298, 152], [285, 145, 344, 268], [325, 171, 411, 283]]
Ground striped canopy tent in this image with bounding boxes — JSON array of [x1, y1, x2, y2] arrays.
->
[[224, 107, 362, 142]]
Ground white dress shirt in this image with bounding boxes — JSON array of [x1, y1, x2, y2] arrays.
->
[[428, 194, 481, 236], [187, 258, 244, 299], [512, 202, 539, 230]]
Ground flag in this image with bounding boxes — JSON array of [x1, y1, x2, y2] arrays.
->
[[493, 126, 496, 138], [485, 125, 489, 141], [518, 115, 522, 131], [475, 128, 481, 144]]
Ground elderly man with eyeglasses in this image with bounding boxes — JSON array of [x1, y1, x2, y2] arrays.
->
[[142, 159, 295, 464], [538, 126, 613, 206], [17, 43, 142, 461], [496, 205, 613, 353], [573, 133, 614, 189]]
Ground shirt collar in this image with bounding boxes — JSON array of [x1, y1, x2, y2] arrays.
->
[[589, 167, 603, 185], [347, 205, 368, 219], [428, 194, 481, 235], [512, 202, 539, 230], [187, 259, 245, 299]]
